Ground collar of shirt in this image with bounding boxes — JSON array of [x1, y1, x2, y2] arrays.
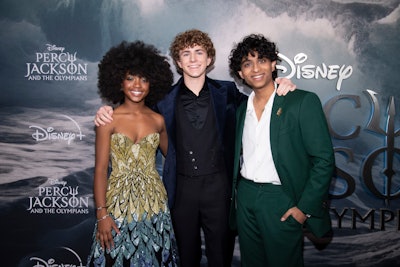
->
[[246, 83, 277, 115], [180, 82, 209, 99], [179, 82, 210, 129], [241, 83, 281, 184]]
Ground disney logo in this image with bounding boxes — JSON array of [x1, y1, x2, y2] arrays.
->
[[49, 178, 67, 187], [30, 247, 84, 267], [29, 115, 85, 145], [278, 52, 353, 91], [46, 44, 65, 53]]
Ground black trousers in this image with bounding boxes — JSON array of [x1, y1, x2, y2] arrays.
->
[[172, 171, 235, 267]]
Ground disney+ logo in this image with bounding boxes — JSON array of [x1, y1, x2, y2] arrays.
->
[[29, 114, 85, 145]]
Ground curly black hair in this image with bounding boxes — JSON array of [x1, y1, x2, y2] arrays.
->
[[229, 34, 281, 81], [98, 41, 173, 107]]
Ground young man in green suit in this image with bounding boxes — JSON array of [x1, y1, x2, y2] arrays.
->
[[228, 34, 335, 267]]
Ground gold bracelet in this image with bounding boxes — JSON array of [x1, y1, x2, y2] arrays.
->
[[96, 206, 107, 211]]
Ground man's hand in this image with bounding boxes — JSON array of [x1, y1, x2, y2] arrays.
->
[[280, 206, 308, 224], [94, 106, 114, 126], [276, 77, 296, 96]]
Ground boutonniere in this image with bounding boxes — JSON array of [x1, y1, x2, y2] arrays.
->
[[276, 107, 282, 116]]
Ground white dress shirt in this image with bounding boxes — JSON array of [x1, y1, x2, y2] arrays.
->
[[240, 89, 281, 184]]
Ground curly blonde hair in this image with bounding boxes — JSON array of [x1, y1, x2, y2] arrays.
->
[[169, 29, 216, 74]]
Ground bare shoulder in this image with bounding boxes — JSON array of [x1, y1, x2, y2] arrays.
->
[[95, 123, 115, 143], [147, 109, 165, 128], [95, 113, 117, 133], [150, 110, 164, 122], [107, 106, 132, 133]]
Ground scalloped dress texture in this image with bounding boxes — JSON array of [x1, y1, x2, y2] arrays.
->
[[88, 133, 179, 267]]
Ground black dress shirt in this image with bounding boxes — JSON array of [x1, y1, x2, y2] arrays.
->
[[179, 83, 210, 129]]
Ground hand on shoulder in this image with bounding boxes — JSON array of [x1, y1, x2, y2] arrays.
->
[[94, 105, 114, 126]]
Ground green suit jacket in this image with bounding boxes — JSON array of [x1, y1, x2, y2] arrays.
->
[[230, 89, 335, 238]]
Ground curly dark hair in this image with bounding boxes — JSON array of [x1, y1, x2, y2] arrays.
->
[[229, 34, 281, 81], [169, 29, 216, 75], [97, 41, 173, 107]]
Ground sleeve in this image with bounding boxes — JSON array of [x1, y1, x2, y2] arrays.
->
[[296, 92, 335, 217]]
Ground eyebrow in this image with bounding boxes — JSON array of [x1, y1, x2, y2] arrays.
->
[[241, 56, 252, 64], [181, 47, 206, 53]]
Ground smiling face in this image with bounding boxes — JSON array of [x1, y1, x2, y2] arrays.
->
[[121, 73, 150, 104], [176, 45, 212, 79], [238, 51, 276, 91]]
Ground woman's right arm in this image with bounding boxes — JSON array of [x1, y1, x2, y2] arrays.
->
[[93, 124, 120, 250]]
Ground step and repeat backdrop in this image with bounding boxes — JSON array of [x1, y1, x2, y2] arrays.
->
[[1, 0, 399, 266]]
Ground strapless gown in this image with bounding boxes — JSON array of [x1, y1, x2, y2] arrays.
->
[[88, 133, 179, 267]]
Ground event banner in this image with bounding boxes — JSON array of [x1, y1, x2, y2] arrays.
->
[[1, 0, 399, 266]]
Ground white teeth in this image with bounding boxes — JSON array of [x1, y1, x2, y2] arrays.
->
[[131, 91, 142, 96]]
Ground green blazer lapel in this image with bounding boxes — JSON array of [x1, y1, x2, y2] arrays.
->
[[270, 95, 285, 164]]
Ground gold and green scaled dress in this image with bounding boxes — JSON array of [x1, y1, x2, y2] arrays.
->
[[88, 132, 179, 267]]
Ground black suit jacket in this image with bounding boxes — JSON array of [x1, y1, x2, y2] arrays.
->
[[155, 77, 246, 208]]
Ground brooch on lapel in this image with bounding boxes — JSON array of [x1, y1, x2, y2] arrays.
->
[[276, 107, 282, 116]]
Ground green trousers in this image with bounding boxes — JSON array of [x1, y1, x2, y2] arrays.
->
[[237, 178, 304, 267]]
